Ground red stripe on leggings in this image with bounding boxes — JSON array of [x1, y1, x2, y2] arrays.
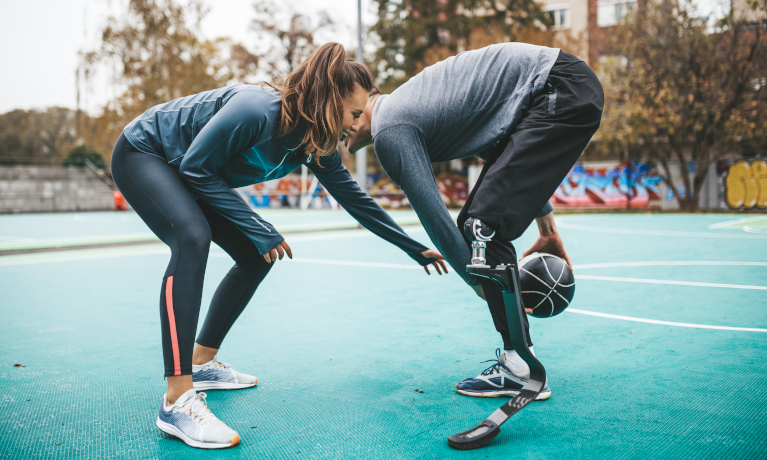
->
[[165, 276, 181, 376]]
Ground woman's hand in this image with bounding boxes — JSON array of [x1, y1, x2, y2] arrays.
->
[[263, 240, 293, 264], [421, 249, 448, 275]]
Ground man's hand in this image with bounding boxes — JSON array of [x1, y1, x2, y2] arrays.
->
[[263, 240, 293, 264], [522, 213, 572, 269], [421, 249, 448, 275]]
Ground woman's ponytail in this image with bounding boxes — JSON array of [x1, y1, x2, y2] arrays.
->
[[269, 43, 373, 163]]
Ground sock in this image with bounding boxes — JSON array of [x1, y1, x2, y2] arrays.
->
[[192, 354, 217, 372], [503, 347, 535, 379], [164, 388, 195, 411]]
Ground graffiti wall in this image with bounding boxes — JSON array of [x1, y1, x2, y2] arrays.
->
[[552, 162, 664, 208], [723, 159, 767, 210]]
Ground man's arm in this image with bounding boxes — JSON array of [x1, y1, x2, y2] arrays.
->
[[310, 150, 448, 270], [374, 126, 478, 285]]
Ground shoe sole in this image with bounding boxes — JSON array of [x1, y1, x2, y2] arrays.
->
[[156, 418, 240, 449], [456, 388, 551, 400], [193, 379, 257, 391]]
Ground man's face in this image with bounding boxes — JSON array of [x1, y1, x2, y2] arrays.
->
[[344, 94, 378, 154]]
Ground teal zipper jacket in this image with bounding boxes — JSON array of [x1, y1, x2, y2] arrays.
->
[[123, 84, 431, 264]]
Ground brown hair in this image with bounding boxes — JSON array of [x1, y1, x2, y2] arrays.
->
[[268, 43, 373, 162]]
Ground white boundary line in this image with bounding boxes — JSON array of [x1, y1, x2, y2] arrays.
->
[[2, 252, 766, 331], [556, 222, 767, 239], [574, 261, 767, 269], [708, 216, 767, 229], [575, 274, 767, 291], [566, 308, 767, 332]]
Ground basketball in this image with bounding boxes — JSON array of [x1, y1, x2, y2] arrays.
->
[[518, 253, 575, 318]]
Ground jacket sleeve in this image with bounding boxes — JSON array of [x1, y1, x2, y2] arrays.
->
[[373, 125, 478, 285], [178, 91, 284, 255], [308, 151, 433, 266]]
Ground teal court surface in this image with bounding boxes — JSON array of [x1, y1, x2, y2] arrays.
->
[[1, 211, 766, 459]]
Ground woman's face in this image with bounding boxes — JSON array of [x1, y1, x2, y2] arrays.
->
[[340, 85, 369, 142]]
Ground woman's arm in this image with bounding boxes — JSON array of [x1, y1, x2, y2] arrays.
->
[[178, 91, 285, 256], [309, 151, 444, 270]]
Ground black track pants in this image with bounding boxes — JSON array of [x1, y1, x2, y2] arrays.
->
[[457, 52, 604, 350], [111, 134, 272, 377]]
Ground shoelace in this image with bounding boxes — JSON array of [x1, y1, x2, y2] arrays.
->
[[479, 348, 510, 376], [212, 359, 231, 369], [174, 392, 215, 426]]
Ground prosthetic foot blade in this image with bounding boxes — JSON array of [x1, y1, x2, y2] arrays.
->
[[447, 420, 500, 450]]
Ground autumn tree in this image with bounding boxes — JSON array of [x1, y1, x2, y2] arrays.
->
[[248, 1, 335, 79], [79, 0, 235, 163], [0, 108, 78, 166], [595, 0, 767, 210], [371, 0, 554, 91]]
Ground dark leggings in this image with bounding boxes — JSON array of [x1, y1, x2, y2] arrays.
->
[[457, 52, 604, 350], [111, 134, 273, 377]]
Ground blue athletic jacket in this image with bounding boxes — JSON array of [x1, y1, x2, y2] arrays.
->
[[123, 84, 431, 264]]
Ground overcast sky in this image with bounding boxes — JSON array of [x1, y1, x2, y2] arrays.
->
[[0, 0, 376, 114], [0, 0, 724, 114]]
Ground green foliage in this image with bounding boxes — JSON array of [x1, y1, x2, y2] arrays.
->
[[0, 108, 77, 165], [595, 0, 767, 210], [79, 0, 234, 163], [62, 145, 106, 169], [371, 0, 550, 91]]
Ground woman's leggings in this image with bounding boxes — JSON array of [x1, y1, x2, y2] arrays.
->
[[111, 134, 273, 377]]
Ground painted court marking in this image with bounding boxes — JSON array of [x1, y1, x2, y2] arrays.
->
[[556, 222, 767, 239], [566, 309, 767, 332], [2, 251, 766, 331], [708, 216, 767, 229]]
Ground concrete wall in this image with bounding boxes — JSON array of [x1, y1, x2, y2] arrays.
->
[[0, 166, 114, 214]]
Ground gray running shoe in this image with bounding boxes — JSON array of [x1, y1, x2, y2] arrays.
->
[[192, 355, 257, 391], [156, 389, 240, 449]]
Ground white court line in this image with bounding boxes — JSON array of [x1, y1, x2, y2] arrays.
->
[[574, 261, 767, 269], [567, 309, 767, 332], [576, 274, 767, 291], [708, 216, 767, 229], [557, 222, 767, 239], [0, 248, 169, 266], [3, 252, 766, 331], [744, 226, 767, 234]]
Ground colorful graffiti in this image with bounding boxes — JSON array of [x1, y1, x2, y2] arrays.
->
[[724, 160, 767, 210], [552, 162, 664, 208]]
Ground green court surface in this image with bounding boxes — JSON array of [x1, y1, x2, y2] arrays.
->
[[1, 212, 766, 459]]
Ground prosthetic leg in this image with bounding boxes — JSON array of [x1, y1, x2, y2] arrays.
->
[[447, 218, 547, 450]]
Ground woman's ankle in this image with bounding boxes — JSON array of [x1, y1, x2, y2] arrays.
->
[[192, 343, 219, 366], [166, 374, 194, 405]]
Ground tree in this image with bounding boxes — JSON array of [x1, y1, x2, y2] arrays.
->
[[371, 0, 553, 91], [79, 0, 235, 163], [62, 145, 106, 169], [249, 1, 335, 79], [595, 0, 767, 210], [0, 108, 77, 166]]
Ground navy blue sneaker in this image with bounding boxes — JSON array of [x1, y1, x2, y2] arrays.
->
[[456, 349, 551, 400]]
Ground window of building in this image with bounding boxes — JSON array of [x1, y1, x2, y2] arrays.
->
[[597, 0, 637, 27], [542, 3, 571, 30]]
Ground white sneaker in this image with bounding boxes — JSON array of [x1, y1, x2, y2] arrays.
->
[[156, 389, 240, 449], [192, 355, 258, 391]]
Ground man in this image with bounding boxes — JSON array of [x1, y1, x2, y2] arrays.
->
[[343, 42, 604, 400]]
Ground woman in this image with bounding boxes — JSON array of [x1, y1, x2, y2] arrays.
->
[[111, 43, 446, 449]]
